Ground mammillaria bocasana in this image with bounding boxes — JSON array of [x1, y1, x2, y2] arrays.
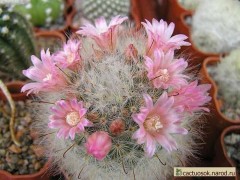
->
[[22, 16, 211, 179]]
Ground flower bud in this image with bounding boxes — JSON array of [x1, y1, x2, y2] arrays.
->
[[85, 131, 112, 160], [125, 44, 138, 62], [109, 119, 125, 135]]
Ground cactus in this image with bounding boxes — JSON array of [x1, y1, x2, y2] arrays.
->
[[192, 0, 240, 53], [211, 49, 240, 120], [178, 0, 201, 11], [0, 6, 35, 78], [14, 0, 64, 27], [21, 16, 211, 179], [81, 0, 130, 23]]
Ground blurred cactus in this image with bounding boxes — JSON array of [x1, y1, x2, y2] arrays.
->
[[0, 6, 35, 78], [81, 0, 130, 23], [192, 0, 240, 53], [212, 49, 240, 120], [178, 0, 201, 11], [14, 0, 64, 27]]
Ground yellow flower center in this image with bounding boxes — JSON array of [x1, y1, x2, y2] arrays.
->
[[156, 69, 170, 82], [67, 52, 75, 63], [43, 73, 52, 82], [66, 111, 81, 126], [143, 115, 163, 133]]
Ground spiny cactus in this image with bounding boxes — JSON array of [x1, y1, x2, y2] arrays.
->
[[81, 0, 130, 23], [178, 0, 201, 11], [0, 6, 35, 78], [21, 16, 211, 179], [14, 0, 64, 27], [212, 49, 240, 120], [192, 0, 240, 53]]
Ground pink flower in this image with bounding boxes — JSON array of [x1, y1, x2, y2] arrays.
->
[[48, 99, 92, 140], [77, 16, 128, 51], [53, 39, 81, 70], [142, 19, 190, 55], [170, 81, 212, 113], [85, 131, 112, 160], [145, 49, 188, 89], [132, 92, 188, 157], [21, 49, 67, 94]]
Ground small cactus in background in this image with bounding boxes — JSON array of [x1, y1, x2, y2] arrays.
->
[[192, 0, 240, 53], [81, 0, 130, 23], [178, 0, 201, 11], [14, 0, 64, 27], [0, 6, 35, 78], [211, 49, 240, 120], [21, 16, 211, 179]]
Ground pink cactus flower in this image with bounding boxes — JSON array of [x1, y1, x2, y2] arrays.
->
[[170, 81, 212, 113], [142, 19, 190, 55], [145, 50, 189, 89], [85, 131, 112, 160], [53, 39, 81, 70], [132, 92, 188, 157], [21, 49, 67, 95], [48, 99, 92, 140], [77, 16, 128, 51]]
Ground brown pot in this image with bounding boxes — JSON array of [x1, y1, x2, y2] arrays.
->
[[212, 125, 240, 180], [130, 0, 162, 29], [199, 57, 240, 159], [167, 0, 192, 34], [0, 82, 50, 180], [0, 163, 50, 180], [0, 81, 26, 102], [35, 31, 66, 53]]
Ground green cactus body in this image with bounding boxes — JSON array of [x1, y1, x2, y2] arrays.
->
[[14, 0, 64, 27], [82, 0, 130, 23], [0, 7, 35, 77]]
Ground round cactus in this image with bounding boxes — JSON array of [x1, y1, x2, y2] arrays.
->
[[212, 49, 240, 120], [21, 16, 212, 179], [81, 0, 130, 23], [0, 6, 35, 78], [14, 0, 64, 27]]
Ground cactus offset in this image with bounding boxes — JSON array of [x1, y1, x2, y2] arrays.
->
[[0, 6, 35, 78], [81, 0, 130, 23], [14, 0, 64, 27]]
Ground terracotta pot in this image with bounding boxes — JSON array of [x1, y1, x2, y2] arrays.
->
[[130, 0, 162, 29], [199, 57, 240, 159], [167, 0, 192, 34], [35, 31, 66, 52], [212, 125, 240, 180], [0, 163, 50, 180], [0, 81, 26, 101], [68, 0, 162, 32], [0, 82, 50, 180], [35, 31, 66, 41]]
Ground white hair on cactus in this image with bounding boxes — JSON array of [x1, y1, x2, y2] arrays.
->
[[191, 0, 240, 53], [178, 0, 201, 11], [23, 16, 211, 179], [212, 49, 240, 108], [32, 100, 201, 180]]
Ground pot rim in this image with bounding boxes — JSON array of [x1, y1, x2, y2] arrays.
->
[[0, 161, 50, 179], [0, 81, 51, 179], [202, 57, 240, 123], [221, 125, 240, 169]]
